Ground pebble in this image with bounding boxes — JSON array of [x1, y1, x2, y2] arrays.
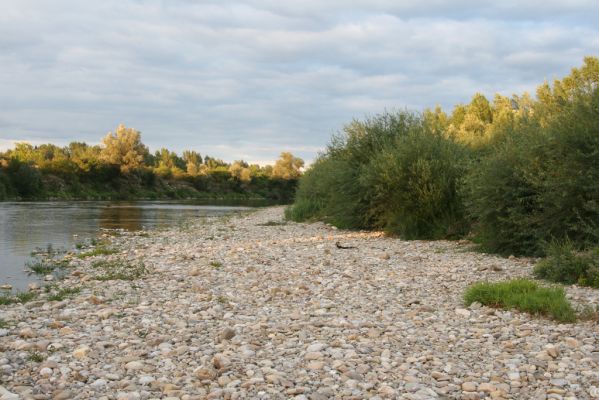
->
[[0, 206, 596, 398]]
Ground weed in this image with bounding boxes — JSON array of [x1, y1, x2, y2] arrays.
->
[[77, 247, 118, 259], [534, 240, 599, 288], [48, 287, 81, 302], [210, 261, 223, 269], [0, 318, 8, 328], [16, 291, 38, 304], [0, 293, 14, 305], [27, 351, 46, 363], [464, 279, 576, 323], [92, 260, 148, 281]]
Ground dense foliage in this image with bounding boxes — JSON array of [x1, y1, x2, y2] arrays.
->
[[534, 240, 599, 288], [0, 125, 303, 202], [288, 57, 599, 257]]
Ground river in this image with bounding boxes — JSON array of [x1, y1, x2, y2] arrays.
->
[[0, 201, 254, 292]]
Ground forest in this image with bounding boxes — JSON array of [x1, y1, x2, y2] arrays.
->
[[287, 57, 599, 286], [0, 128, 304, 202]]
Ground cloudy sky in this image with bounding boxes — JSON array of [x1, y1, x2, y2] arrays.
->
[[1, 1, 598, 164]]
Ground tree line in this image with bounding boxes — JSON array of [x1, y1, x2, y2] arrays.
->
[[0, 127, 304, 202], [287, 57, 599, 263]]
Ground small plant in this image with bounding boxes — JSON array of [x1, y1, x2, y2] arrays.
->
[[92, 260, 148, 281], [578, 304, 599, 322], [48, 287, 81, 302], [216, 295, 228, 304], [0, 318, 8, 328], [27, 351, 46, 363], [534, 240, 599, 288], [43, 283, 58, 293], [210, 261, 223, 269], [26, 256, 70, 276], [16, 291, 38, 304], [0, 293, 15, 305], [75, 242, 85, 249], [77, 247, 118, 259], [464, 279, 576, 323]]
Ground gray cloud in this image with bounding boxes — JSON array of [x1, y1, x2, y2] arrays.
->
[[1, 1, 598, 163]]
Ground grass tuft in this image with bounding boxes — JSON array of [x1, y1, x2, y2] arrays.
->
[[92, 260, 148, 281], [48, 287, 81, 302], [464, 279, 576, 323], [77, 247, 118, 259], [1, 291, 38, 305]]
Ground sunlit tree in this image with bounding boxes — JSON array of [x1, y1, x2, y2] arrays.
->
[[272, 152, 304, 179], [100, 124, 148, 172]]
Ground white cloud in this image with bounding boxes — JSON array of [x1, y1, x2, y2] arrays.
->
[[0, 1, 598, 163]]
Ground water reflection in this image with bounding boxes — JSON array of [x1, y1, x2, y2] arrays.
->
[[0, 201, 252, 291], [99, 205, 144, 231]]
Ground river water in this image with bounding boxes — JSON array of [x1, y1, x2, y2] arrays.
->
[[0, 201, 253, 292]]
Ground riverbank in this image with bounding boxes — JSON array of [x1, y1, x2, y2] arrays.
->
[[0, 207, 598, 399]]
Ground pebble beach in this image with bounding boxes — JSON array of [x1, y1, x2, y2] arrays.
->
[[1, 206, 598, 399]]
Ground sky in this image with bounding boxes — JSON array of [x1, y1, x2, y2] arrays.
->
[[1, 1, 598, 164]]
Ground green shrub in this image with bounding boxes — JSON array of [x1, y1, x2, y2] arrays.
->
[[361, 129, 470, 239], [465, 63, 599, 256], [288, 110, 470, 238], [535, 240, 599, 288], [464, 279, 576, 322]]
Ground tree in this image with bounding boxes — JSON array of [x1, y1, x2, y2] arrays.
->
[[272, 152, 304, 179], [100, 124, 148, 173], [229, 160, 252, 182], [183, 150, 202, 175]]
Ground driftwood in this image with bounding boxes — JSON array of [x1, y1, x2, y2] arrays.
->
[[335, 241, 356, 249]]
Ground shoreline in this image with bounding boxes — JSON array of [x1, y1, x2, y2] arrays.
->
[[0, 206, 598, 399]]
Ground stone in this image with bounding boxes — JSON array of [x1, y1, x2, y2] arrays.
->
[[18, 328, 35, 338], [218, 327, 236, 341], [196, 367, 216, 380], [479, 382, 497, 392], [462, 382, 478, 392], [73, 345, 90, 359], [546, 345, 560, 358], [125, 361, 144, 371], [455, 308, 471, 318]]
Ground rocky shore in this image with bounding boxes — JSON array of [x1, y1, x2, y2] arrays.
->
[[1, 206, 598, 400]]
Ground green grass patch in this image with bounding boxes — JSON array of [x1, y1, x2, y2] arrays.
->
[[210, 261, 223, 269], [0, 291, 38, 305], [0, 294, 14, 306], [27, 351, 46, 363], [48, 287, 81, 302], [16, 291, 38, 303], [26, 258, 70, 275], [77, 247, 118, 259], [464, 279, 576, 323], [0, 318, 8, 328], [92, 260, 148, 281]]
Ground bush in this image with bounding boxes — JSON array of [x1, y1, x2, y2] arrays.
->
[[7, 159, 42, 198], [465, 65, 599, 256], [464, 279, 576, 322], [534, 240, 599, 288], [464, 123, 545, 255], [287, 110, 470, 238], [361, 128, 470, 239]]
